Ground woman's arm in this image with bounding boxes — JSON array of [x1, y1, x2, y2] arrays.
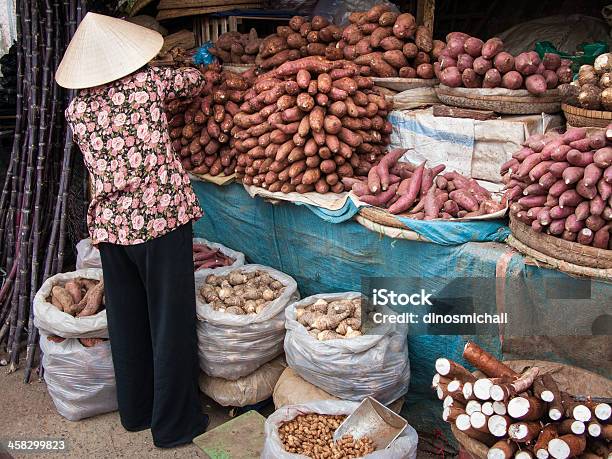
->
[[150, 66, 205, 101]]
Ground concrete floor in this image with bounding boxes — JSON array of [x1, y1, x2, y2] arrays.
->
[[0, 358, 234, 459]]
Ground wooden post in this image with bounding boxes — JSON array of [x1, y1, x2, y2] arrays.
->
[[417, 0, 435, 31]]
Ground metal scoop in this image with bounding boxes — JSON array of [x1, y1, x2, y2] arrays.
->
[[333, 397, 408, 450]]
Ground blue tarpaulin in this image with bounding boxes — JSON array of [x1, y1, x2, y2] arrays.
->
[[191, 181, 611, 448]]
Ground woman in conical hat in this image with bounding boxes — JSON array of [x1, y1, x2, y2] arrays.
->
[[56, 12, 208, 447]]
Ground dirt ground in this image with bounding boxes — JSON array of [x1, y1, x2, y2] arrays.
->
[[0, 361, 234, 459]]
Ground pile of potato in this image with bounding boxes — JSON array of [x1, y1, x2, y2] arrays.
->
[[199, 270, 286, 315], [345, 148, 504, 218], [255, 16, 343, 70], [233, 56, 393, 193], [209, 29, 261, 65], [341, 5, 443, 79], [559, 53, 612, 110], [296, 297, 362, 341], [168, 64, 256, 176], [47, 278, 105, 318], [278, 413, 375, 458], [47, 335, 108, 347], [193, 242, 235, 271], [502, 127, 612, 248], [436, 33, 572, 94]]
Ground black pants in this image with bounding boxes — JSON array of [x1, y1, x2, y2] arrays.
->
[[99, 223, 207, 448]]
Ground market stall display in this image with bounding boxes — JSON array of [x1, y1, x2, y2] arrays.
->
[[501, 127, 612, 253], [284, 293, 410, 404], [233, 57, 393, 193], [433, 342, 612, 459], [168, 64, 256, 177], [195, 264, 298, 380], [559, 53, 612, 128], [345, 148, 505, 218]]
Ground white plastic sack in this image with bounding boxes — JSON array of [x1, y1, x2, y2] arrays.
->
[[33, 269, 107, 339], [199, 355, 286, 407], [195, 264, 299, 380], [76, 239, 102, 270], [284, 293, 410, 405], [261, 400, 418, 459], [40, 334, 117, 421], [193, 237, 245, 271]]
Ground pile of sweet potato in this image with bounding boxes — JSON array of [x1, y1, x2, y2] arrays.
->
[[502, 127, 612, 248], [193, 242, 235, 271], [255, 16, 343, 70], [346, 148, 504, 218], [340, 5, 443, 79], [209, 29, 261, 65], [233, 56, 393, 193], [168, 64, 256, 176], [48, 278, 105, 318], [47, 335, 108, 347], [436, 34, 572, 94]]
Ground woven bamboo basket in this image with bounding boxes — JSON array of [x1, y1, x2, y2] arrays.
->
[[508, 213, 612, 275], [451, 360, 612, 459], [370, 77, 438, 92], [562, 103, 612, 128], [358, 206, 412, 230], [435, 85, 561, 115]]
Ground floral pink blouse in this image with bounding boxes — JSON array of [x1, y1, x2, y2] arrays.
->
[[66, 66, 204, 245]]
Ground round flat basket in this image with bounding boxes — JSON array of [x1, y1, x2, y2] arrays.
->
[[451, 360, 612, 459], [508, 214, 612, 280], [435, 84, 561, 114], [221, 63, 255, 73], [358, 206, 412, 230], [371, 77, 438, 92], [562, 103, 612, 128]]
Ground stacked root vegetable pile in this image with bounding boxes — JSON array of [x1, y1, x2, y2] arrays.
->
[[559, 54, 612, 111], [295, 297, 362, 341], [168, 64, 256, 176], [341, 5, 443, 79], [345, 149, 504, 217], [436, 34, 571, 93], [46, 335, 107, 348], [255, 16, 343, 70], [47, 278, 105, 318], [234, 57, 393, 193], [502, 127, 612, 248], [209, 29, 261, 65], [199, 270, 286, 315], [434, 342, 612, 459], [192, 242, 235, 271], [278, 414, 375, 458]]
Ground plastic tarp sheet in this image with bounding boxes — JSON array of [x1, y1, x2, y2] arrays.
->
[[191, 181, 611, 446], [393, 217, 510, 245]]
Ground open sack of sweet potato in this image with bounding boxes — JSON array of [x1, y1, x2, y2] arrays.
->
[[346, 148, 506, 219]]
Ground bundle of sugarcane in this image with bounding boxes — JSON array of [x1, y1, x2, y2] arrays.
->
[[433, 342, 611, 459], [0, 0, 88, 381]]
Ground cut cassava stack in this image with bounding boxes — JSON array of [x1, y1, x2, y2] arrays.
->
[[341, 4, 443, 79], [501, 127, 612, 249], [344, 149, 505, 217], [255, 15, 343, 70], [234, 56, 393, 193], [432, 341, 612, 459], [436, 33, 570, 94], [167, 64, 256, 177]]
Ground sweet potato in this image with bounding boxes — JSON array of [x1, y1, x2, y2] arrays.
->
[[259, 35, 288, 59], [440, 67, 462, 87], [400, 66, 417, 78], [446, 37, 466, 59], [515, 52, 539, 76], [502, 71, 523, 90], [481, 37, 504, 59], [494, 52, 515, 74], [483, 69, 502, 88], [416, 64, 434, 79], [463, 37, 484, 58], [457, 54, 474, 73], [392, 13, 416, 39], [415, 25, 433, 52], [525, 74, 547, 95], [473, 57, 493, 75], [462, 69, 482, 88]]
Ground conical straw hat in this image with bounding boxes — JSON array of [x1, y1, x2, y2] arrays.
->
[[55, 12, 164, 89]]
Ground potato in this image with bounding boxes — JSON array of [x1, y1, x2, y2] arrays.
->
[[457, 54, 474, 72], [483, 68, 501, 88], [462, 68, 482, 88], [446, 37, 466, 59], [463, 37, 483, 58], [543, 69, 558, 89], [432, 40, 446, 59], [311, 15, 329, 31], [515, 52, 540, 76], [416, 63, 434, 79], [502, 70, 523, 89], [494, 52, 514, 73], [414, 51, 430, 66], [392, 13, 416, 39], [287, 32, 307, 49], [440, 67, 462, 87], [399, 66, 417, 78], [542, 52, 561, 71], [383, 49, 408, 68], [472, 56, 492, 76], [439, 55, 457, 70], [481, 37, 504, 59], [525, 74, 547, 95]]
